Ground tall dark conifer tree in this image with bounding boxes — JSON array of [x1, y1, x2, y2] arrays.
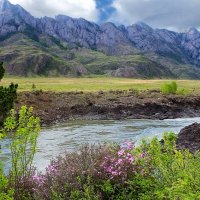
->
[[0, 62, 5, 82]]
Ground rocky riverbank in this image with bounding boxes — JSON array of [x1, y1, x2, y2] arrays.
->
[[15, 90, 200, 126], [177, 123, 200, 152]]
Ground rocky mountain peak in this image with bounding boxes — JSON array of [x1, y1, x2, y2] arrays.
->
[[55, 15, 72, 21], [186, 27, 200, 40], [0, 0, 13, 12], [135, 22, 153, 31], [1, 0, 200, 71], [101, 22, 116, 29], [187, 27, 199, 35]]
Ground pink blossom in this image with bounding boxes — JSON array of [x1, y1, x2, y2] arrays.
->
[[126, 141, 135, 150], [118, 149, 125, 156], [116, 158, 123, 165], [140, 153, 145, 158], [100, 141, 138, 180], [128, 156, 134, 163], [32, 175, 46, 186], [127, 153, 132, 157], [111, 171, 118, 176]]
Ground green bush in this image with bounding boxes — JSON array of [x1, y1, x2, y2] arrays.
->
[[0, 120, 14, 200], [1, 106, 40, 199], [139, 132, 200, 199], [161, 81, 177, 94]]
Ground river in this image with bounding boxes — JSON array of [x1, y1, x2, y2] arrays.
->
[[1, 117, 200, 172]]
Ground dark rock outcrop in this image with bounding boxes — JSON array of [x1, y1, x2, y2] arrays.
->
[[177, 123, 200, 152]]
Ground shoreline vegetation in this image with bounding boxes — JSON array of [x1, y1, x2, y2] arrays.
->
[[1, 76, 200, 199], [1, 108, 200, 199]]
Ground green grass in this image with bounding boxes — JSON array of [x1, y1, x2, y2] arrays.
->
[[1, 77, 200, 93]]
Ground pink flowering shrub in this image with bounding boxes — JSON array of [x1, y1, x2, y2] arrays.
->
[[12, 143, 151, 200], [99, 142, 137, 183], [10, 169, 38, 200], [30, 145, 112, 199], [6, 132, 200, 200], [24, 143, 147, 200]]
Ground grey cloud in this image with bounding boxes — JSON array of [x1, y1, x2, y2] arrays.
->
[[9, 0, 98, 21], [110, 0, 200, 30]]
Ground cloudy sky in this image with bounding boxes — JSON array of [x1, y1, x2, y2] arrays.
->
[[9, 0, 200, 30]]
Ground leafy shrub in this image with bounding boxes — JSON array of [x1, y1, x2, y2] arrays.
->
[[161, 81, 177, 94], [139, 132, 200, 199], [1, 106, 40, 199], [27, 133, 200, 200], [0, 134, 14, 200], [21, 142, 148, 200], [100, 142, 135, 182], [31, 145, 111, 199]]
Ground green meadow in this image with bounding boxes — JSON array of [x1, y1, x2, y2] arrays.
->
[[1, 76, 200, 93]]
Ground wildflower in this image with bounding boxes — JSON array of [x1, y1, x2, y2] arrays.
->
[[116, 158, 123, 165], [126, 153, 134, 163], [125, 141, 135, 150], [111, 171, 118, 177], [140, 153, 145, 158], [32, 175, 46, 186], [118, 149, 125, 156]]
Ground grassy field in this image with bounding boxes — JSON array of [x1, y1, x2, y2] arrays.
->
[[1, 77, 200, 93]]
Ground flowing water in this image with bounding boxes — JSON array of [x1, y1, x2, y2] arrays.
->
[[1, 117, 200, 172]]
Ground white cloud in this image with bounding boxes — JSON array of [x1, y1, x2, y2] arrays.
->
[[9, 0, 99, 21], [110, 0, 200, 30]]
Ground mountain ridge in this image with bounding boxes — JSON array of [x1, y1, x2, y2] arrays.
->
[[1, 0, 200, 78]]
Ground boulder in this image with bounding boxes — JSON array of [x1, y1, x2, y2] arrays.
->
[[177, 123, 200, 152]]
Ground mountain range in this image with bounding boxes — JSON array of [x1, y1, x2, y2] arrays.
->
[[1, 0, 200, 78]]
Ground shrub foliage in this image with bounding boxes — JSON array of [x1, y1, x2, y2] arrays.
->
[[0, 131, 13, 200], [0, 106, 40, 200], [161, 81, 178, 94], [9, 133, 200, 200]]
